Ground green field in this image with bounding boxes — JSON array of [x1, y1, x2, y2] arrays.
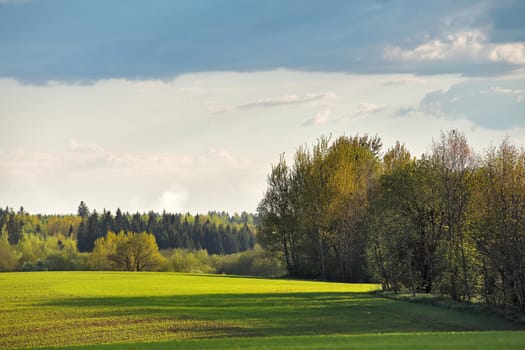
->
[[0, 272, 524, 349]]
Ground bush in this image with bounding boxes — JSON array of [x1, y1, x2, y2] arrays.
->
[[90, 231, 165, 271], [160, 246, 287, 277], [162, 249, 215, 273], [22, 260, 49, 271], [212, 245, 287, 277], [0, 244, 19, 271], [46, 251, 88, 270]]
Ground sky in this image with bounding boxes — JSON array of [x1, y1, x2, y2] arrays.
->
[[0, 0, 524, 215]]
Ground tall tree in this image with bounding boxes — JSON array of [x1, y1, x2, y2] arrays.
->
[[257, 154, 298, 274], [77, 201, 90, 218], [472, 139, 525, 308], [95, 231, 164, 271], [258, 134, 381, 281], [368, 142, 415, 292], [77, 211, 101, 252], [430, 130, 476, 301]]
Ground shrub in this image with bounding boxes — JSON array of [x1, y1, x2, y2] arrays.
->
[[162, 249, 215, 273], [212, 245, 287, 277]]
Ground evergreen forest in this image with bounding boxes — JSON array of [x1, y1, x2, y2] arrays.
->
[[0, 207, 257, 272]]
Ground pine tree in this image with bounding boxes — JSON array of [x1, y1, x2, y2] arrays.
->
[[77, 201, 90, 218]]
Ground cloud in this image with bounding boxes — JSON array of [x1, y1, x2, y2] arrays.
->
[[353, 102, 384, 115], [0, 0, 29, 4], [0, 140, 195, 178], [420, 80, 525, 129], [489, 44, 525, 65], [238, 93, 333, 109], [395, 107, 417, 117], [63, 141, 252, 173], [302, 103, 385, 126], [382, 76, 427, 86], [3, 1, 525, 81], [206, 148, 251, 168], [0, 139, 259, 214], [340, 103, 385, 122], [302, 109, 332, 126], [384, 30, 525, 66], [490, 86, 524, 102], [208, 92, 336, 114], [1, 70, 523, 214], [156, 185, 189, 213], [69, 139, 105, 154]]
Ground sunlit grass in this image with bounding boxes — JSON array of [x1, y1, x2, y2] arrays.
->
[[33, 332, 525, 350], [0, 272, 523, 349]]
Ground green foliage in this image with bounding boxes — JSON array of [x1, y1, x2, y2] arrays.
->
[[471, 139, 525, 308], [160, 246, 287, 277], [16, 233, 48, 265], [258, 134, 381, 281], [0, 205, 256, 255], [0, 272, 522, 349], [77, 201, 90, 218], [0, 225, 86, 271], [92, 231, 165, 271], [0, 206, 257, 272], [44, 234, 87, 271], [0, 225, 19, 271], [89, 231, 119, 270], [260, 130, 525, 309], [21, 259, 49, 271], [212, 245, 287, 277], [366, 132, 525, 309], [163, 248, 214, 273]]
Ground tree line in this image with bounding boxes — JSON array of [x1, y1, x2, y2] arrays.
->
[[257, 131, 525, 309], [0, 205, 256, 255], [75, 205, 256, 254], [0, 206, 257, 272], [0, 222, 284, 276]]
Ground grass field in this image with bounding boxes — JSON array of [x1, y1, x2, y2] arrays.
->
[[0, 272, 524, 349]]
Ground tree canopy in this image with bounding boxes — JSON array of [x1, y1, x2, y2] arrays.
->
[[258, 131, 525, 309], [92, 231, 163, 272]]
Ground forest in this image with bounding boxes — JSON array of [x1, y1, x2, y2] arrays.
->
[[257, 130, 525, 309], [0, 207, 262, 273]]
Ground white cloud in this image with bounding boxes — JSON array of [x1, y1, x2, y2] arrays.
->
[[302, 109, 332, 126], [1, 70, 522, 214], [208, 92, 336, 114], [384, 31, 486, 61], [489, 43, 525, 65], [302, 103, 384, 127], [384, 30, 525, 66], [382, 76, 427, 86], [238, 93, 333, 109], [339, 103, 385, 122], [354, 102, 384, 115], [490, 86, 524, 102], [490, 86, 524, 94], [156, 185, 189, 213], [0, 141, 194, 180], [0, 141, 258, 214], [207, 147, 251, 168], [491, 86, 525, 103]]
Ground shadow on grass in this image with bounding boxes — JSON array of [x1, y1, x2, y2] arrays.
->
[[40, 291, 524, 338]]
